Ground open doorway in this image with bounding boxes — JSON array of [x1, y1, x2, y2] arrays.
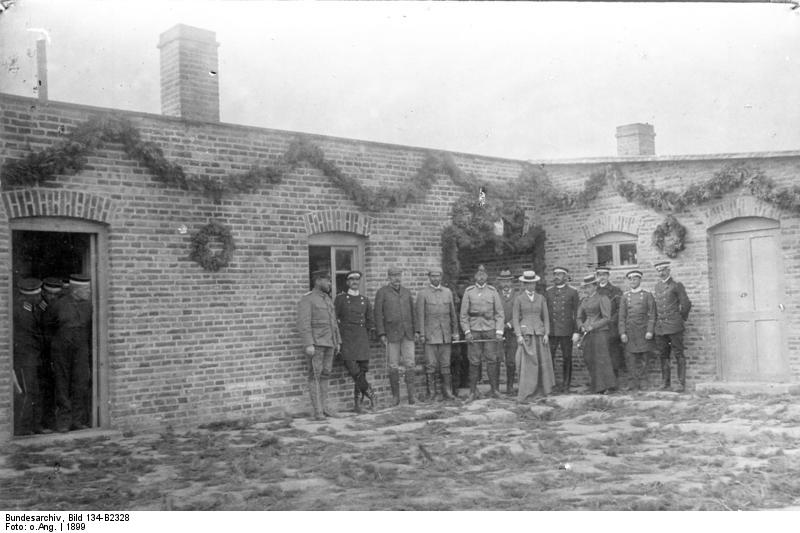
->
[[10, 218, 107, 436]]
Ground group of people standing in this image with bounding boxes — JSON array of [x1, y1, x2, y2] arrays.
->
[[13, 274, 93, 435], [296, 260, 692, 420]]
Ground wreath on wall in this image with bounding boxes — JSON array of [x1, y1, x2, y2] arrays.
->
[[441, 191, 546, 286], [189, 221, 235, 272], [652, 215, 688, 258]]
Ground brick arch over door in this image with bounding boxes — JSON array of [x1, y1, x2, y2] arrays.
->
[[302, 209, 375, 237], [703, 196, 782, 230], [1, 189, 118, 223], [581, 214, 642, 240]]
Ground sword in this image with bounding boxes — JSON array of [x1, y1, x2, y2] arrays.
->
[[451, 338, 502, 344]]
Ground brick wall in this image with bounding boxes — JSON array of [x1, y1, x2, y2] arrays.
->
[[1, 93, 799, 440]]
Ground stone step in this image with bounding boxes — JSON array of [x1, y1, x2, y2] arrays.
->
[[695, 381, 800, 395]]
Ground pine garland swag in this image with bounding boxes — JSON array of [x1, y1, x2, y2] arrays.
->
[[189, 221, 235, 272]]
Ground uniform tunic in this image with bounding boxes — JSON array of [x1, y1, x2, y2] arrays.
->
[[653, 278, 692, 335], [577, 294, 617, 393], [499, 288, 518, 363], [619, 289, 656, 353], [334, 292, 373, 361], [545, 284, 580, 337], [297, 289, 341, 348], [416, 285, 458, 344], [459, 284, 504, 334], [13, 297, 45, 435]]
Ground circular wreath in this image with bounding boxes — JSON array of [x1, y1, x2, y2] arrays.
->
[[652, 214, 687, 258], [189, 221, 235, 271]]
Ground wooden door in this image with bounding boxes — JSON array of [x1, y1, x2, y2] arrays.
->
[[712, 217, 788, 381]]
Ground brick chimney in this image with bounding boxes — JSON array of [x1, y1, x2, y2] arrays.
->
[[157, 24, 220, 122], [615, 123, 655, 156]]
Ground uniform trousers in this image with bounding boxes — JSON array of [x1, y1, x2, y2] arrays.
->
[[424, 344, 451, 375], [548, 335, 573, 377], [467, 330, 500, 365], [656, 332, 685, 363], [387, 339, 415, 372], [13, 365, 41, 435], [307, 346, 335, 381], [52, 329, 91, 430]]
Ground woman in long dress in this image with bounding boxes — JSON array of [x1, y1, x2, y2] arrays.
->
[[513, 271, 555, 402], [574, 274, 617, 394]]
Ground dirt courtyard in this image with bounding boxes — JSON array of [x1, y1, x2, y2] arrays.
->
[[2, 388, 800, 511]]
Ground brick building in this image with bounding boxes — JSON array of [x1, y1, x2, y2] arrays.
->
[[2, 24, 798, 440]]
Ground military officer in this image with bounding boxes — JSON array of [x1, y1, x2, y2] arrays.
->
[[459, 265, 505, 400], [38, 277, 64, 432], [545, 266, 580, 392], [374, 266, 418, 406], [619, 270, 656, 391], [497, 268, 519, 394], [334, 271, 376, 413], [297, 270, 342, 421], [450, 281, 470, 395], [416, 267, 459, 401], [44, 274, 93, 432], [13, 278, 47, 435], [596, 266, 625, 380], [653, 261, 692, 392]]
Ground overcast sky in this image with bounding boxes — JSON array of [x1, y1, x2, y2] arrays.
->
[[1, 0, 798, 160]]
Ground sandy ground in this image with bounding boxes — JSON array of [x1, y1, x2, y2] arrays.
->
[[2, 388, 800, 510]]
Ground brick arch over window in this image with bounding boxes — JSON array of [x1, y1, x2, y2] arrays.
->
[[581, 214, 642, 240], [704, 196, 782, 229], [302, 210, 375, 237], [1, 189, 118, 223]]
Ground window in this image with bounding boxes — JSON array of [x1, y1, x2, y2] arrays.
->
[[308, 232, 365, 295], [588, 232, 638, 267]]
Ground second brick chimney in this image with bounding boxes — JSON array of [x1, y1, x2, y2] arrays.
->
[[158, 24, 220, 122], [616, 123, 656, 156]]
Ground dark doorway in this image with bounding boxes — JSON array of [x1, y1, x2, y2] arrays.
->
[[11, 229, 95, 436]]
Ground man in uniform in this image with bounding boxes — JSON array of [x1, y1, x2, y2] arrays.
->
[[44, 273, 93, 432], [653, 261, 692, 392], [334, 270, 376, 413], [545, 266, 580, 392], [497, 268, 518, 394], [416, 267, 459, 401], [459, 265, 505, 400], [619, 270, 656, 391], [374, 266, 418, 406], [297, 270, 341, 421], [38, 277, 64, 432], [596, 266, 625, 381], [13, 278, 47, 435]]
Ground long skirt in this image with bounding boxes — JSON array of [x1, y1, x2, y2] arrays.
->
[[517, 335, 555, 402], [582, 330, 617, 393]]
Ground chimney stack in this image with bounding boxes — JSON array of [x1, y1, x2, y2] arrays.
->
[[615, 123, 655, 156], [157, 24, 220, 122]]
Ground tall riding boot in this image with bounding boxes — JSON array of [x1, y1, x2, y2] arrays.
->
[[319, 380, 340, 418], [405, 371, 416, 405], [422, 373, 433, 402], [487, 363, 501, 398], [467, 364, 480, 402], [441, 373, 455, 400], [506, 364, 516, 395], [427, 372, 439, 402], [389, 369, 401, 406], [676, 358, 686, 393], [660, 358, 672, 390], [353, 382, 362, 414], [360, 373, 376, 410], [308, 379, 324, 421]]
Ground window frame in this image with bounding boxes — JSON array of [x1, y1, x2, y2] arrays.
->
[[588, 231, 639, 269], [308, 232, 365, 295]]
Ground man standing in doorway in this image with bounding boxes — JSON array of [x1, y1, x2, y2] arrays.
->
[[596, 266, 625, 381], [297, 270, 341, 421], [619, 269, 656, 391], [44, 274, 93, 432], [653, 261, 692, 392], [38, 277, 64, 432], [13, 278, 47, 435], [497, 268, 518, 394], [334, 270, 376, 413], [545, 266, 580, 393], [416, 267, 459, 401], [460, 265, 505, 400], [374, 266, 417, 406]]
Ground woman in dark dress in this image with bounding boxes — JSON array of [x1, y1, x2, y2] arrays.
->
[[574, 274, 617, 394]]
